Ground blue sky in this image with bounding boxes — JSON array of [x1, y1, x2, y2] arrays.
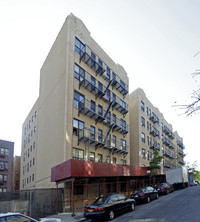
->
[[0, 0, 200, 168]]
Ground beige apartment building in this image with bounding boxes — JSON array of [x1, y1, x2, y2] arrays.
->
[[20, 13, 132, 192], [129, 88, 185, 171]]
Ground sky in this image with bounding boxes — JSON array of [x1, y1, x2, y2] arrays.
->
[[0, 0, 200, 169]]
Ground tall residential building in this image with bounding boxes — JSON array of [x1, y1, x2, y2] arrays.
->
[[129, 88, 185, 170], [20, 13, 130, 190], [0, 139, 14, 192]]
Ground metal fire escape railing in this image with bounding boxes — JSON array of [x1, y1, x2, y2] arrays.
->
[[78, 45, 128, 97], [77, 71, 128, 116], [78, 99, 106, 124], [77, 99, 129, 136], [77, 128, 128, 156]]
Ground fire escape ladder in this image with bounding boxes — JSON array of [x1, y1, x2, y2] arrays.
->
[[104, 100, 115, 119], [99, 79, 114, 99], [103, 124, 114, 145]]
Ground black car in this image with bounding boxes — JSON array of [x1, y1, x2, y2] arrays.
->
[[84, 194, 136, 220], [156, 182, 174, 195], [130, 186, 158, 203]]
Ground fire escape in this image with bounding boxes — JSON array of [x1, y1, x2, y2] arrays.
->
[[76, 45, 129, 161]]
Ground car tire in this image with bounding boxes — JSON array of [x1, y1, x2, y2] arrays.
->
[[146, 196, 150, 203], [166, 190, 169, 195], [108, 210, 115, 220], [155, 194, 159, 199], [130, 202, 135, 211]]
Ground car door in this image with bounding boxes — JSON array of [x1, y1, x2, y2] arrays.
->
[[117, 194, 128, 211], [109, 195, 120, 212]]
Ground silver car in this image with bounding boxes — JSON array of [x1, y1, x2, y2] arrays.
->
[[0, 212, 61, 222]]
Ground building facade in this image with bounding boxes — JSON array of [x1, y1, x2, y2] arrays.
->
[[20, 13, 130, 190], [20, 100, 38, 189], [13, 156, 21, 190], [129, 88, 185, 171], [0, 139, 14, 192]]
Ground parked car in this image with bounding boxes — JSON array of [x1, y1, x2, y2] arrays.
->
[[156, 182, 174, 195], [130, 186, 159, 203], [84, 194, 136, 220], [0, 212, 61, 222]]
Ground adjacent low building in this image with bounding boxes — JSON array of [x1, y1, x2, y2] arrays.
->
[[129, 88, 185, 171], [0, 139, 14, 192]]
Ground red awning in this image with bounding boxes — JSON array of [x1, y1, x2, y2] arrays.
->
[[51, 159, 151, 183]]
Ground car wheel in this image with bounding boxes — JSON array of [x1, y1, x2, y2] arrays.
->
[[155, 193, 159, 199], [130, 202, 135, 211], [166, 190, 169, 195], [108, 210, 115, 220], [146, 196, 151, 203]]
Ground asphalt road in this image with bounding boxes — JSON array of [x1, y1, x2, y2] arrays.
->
[[112, 186, 200, 222]]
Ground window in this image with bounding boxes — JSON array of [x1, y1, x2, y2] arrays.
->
[[106, 89, 111, 102], [107, 67, 111, 81], [112, 72, 116, 80], [4, 215, 36, 222], [113, 157, 117, 164], [146, 106, 149, 116], [106, 111, 111, 124], [113, 93, 116, 102], [121, 139, 126, 150], [74, 91, 85, 109], [90, 152, 95, 161], [141, 149, 146, 159], [106, 155, 111, 163], [98, 129, 103, 142], [121, 159, 126, 165], [91, 52, 96, 61], [98, 81, 103, 91], [32, 174, 34, 182], [73, 119, 84, 136], [112, 114, 116, 124], [112, 135, 116, 147], [141, 116, 145, 127], [73, 148, 84, 160], [98, 105, 103, 116], [90, 126, 95, 140], [121, 119, 126, 129], [147, 151, 150, 160], [74, 64, 85, 81], [120, 80, 125, 89], [141, 132, 145, 143], [74, 184, 84, 195], [98, 154, 102, 162], [33, 158, 35, 165], [147, 136, 149, 145], [91, 100, 95, 112], [120, 99, 126, 108], [141, 101, 145, 112], [34, 126, 36, 133], [0, 161, 8, 170], [98, 59, 103, 67], [75, 37, 85, 55]]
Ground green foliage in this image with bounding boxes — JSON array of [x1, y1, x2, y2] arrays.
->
[[188, 161, 200, 180], [149, 150, 163, 177]]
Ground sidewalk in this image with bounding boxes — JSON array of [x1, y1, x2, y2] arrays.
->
[[46, 211, 88, 222]]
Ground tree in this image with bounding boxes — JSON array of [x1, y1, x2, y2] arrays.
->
[[173, 63, 200, 116], [149, 150, 163, 185], [187, 160, 200, 180]]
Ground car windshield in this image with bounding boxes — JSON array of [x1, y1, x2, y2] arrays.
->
[[135, 188, 146, 193], [93, 196, 108, 204]]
